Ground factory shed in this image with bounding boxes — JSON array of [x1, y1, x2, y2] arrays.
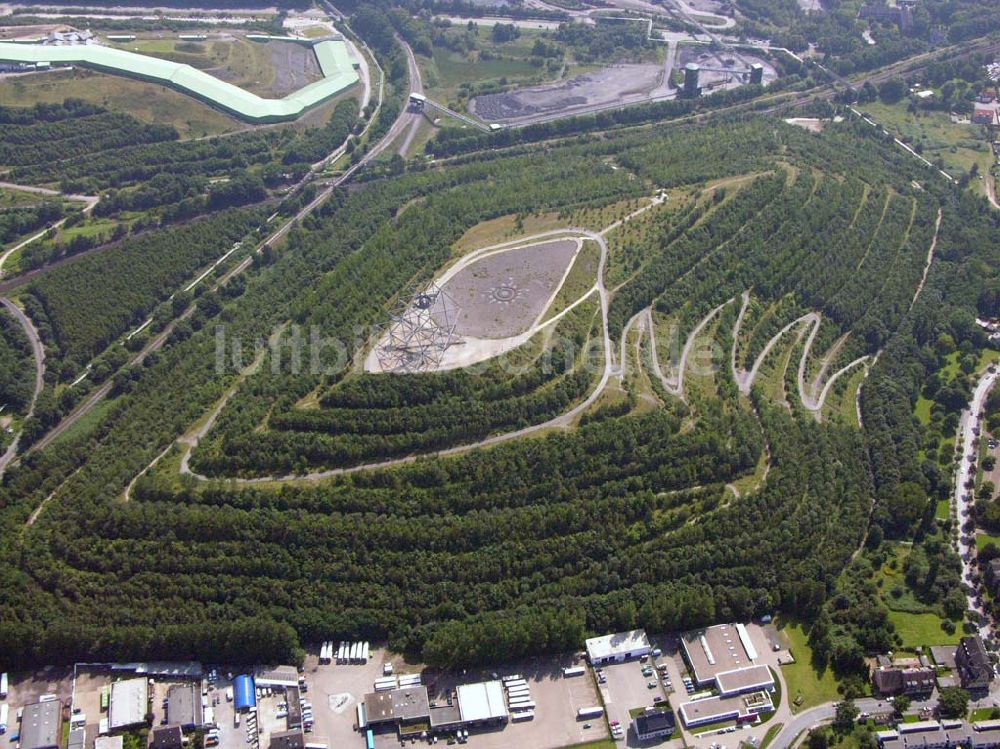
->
[[21, 701, 61, 749], [456, 682, 508, 726], [149, 726, 183, 749], [255, 667, 299, 689], [268, 731, 304, 749], [166, 684, 203, 729], [585, 630, 652, 665], [109, 678, 149, 730], [234, 675, 256, 711]]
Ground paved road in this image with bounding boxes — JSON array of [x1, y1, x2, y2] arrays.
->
[[0, 297, 44, 473], [396, 34, 425, 156], [955, 366, 1000, 636], [15, 2, 418, 488]]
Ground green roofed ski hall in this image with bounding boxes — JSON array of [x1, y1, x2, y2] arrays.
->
[[0, 37, 359, 123]]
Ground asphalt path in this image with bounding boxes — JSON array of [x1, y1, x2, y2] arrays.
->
[[955, 366, 999, 636], [0, 297, 44, 473]]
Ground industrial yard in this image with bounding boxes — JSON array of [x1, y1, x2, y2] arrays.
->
[[0, 623, 790, 749]]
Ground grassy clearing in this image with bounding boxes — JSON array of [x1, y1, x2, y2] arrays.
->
[[0, 68, 239, 138], [419, 27, 557, 104], [861, 101, 994, 199], [778, 620, 841, 712], [542, 240, 600, 321], [977, 533, 1000, 551], [47, 397, 117, 448], [886, 610, 960, 648], [936, 499, 951, 520], [452, 197, 650, 255], [0, 187, 49, 208]]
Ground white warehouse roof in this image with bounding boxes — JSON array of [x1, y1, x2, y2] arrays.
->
[[585, 630, 651, 661], [457, 681, 508, 723], [109, 677, 149, 730]]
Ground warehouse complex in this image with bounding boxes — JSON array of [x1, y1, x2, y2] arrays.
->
[[0, 37, 358, 123], [677, 623, 777, 728], [361, 679, 509, 738]]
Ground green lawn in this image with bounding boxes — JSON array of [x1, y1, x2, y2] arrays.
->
[[915, 395, 933, 426], [886, 610, 961, 648], [977, 533, 1000, 551], [778, 621, 842, 712], [936, 500, 951, 521], [0, 67, 238, 138], [761, 723, 785, 749], [861, 101, 995, 200], [559, 742, 617, 749]]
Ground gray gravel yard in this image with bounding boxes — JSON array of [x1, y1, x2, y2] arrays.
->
[[470, 65, 664, 124], [440, 239, 579, 339]]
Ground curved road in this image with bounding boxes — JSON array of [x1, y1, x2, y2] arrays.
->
[[0, 297, 45, 473]]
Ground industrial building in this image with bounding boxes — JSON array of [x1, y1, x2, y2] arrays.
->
[[678, 690, 774, 728], [585, 630, 652, 665], [254, 666, 299, 689], [96, 736, 124, 749], [363, 681, 508, 738], [165, 683, 203, 729], [149, 726, 183, 749], [632, 707, 676, 742], [109, 677, 149, 730], [234, 675, 256, 712], [268, 730, 304, 749], [714, 664, 775, 696], [21, 701, 62, 749], [68, 728, 86, 749], [956, 636, 993, 690], [680, 623, 771, 691], [0, 38, 359, 123]]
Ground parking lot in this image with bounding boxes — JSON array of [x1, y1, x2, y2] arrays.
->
[[597, 652, 682, 748], [305, 647, 388, 749]]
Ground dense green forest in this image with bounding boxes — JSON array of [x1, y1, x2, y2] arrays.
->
[[0, 308, 35, 418], [0, 109, 993, 674]]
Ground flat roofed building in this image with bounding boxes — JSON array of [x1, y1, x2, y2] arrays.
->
[[585, 630, 652, 665], [957, 636, 993, 690], [715, 665, 774, 696], [931, 646, 958, 670], [68, 728, 86, 749], [633, 708, 676, 742], [681, 624, 756, 686], [363, 686, 430, 727], [22, 700, 61, 749], [678, 691, 773, 728], [110, 677, 149, 730], [268, 730, 304, 749], [149, 726, 182, 749], [255, 666, 299, 688], [286, 686, 302, 729], [96, 737, 124, 749], [166, 684, 202, 729], [456, 681, 508, 725]]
